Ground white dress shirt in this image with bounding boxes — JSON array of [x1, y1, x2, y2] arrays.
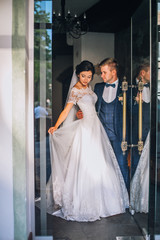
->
[[34, 106, 48, 119], [136, 78, 150, 103], [142, 85, 150, 103], [102, 79, 119, 103]]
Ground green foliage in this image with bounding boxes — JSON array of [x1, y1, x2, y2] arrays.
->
[[34, 1, 52, 104]]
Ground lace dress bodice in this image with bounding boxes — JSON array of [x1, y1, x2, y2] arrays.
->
[[68, 87, 97, 119]]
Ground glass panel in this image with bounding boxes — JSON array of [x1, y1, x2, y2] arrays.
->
[[34, 0, 52, 236], [34, 0, 52, 23], [130, 0, 150, 236], [155, 2, 160, 236]]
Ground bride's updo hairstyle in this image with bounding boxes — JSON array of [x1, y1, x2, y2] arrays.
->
[[76, 60, 95, 80]]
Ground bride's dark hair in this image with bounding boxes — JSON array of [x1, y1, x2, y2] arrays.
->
[[76, 60, 95, 79]]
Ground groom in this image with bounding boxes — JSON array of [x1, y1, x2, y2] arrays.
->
[[94, 58, 129, 190], [131, 59, 150, 178]]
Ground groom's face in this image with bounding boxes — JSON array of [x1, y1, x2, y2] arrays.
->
[[140, 67, 150, 84], [100, 65, 116, 83]]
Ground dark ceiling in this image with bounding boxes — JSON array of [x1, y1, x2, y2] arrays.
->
[[83, 0, 144, 33], [53, 0, 144, 56]]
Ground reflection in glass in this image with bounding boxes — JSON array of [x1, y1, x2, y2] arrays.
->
[[129, 0, 150, 235], [34, 26, 52, 191], [34, 1, 52, 23], [155, 2, 160, 235], [34, 0, 52, 235]]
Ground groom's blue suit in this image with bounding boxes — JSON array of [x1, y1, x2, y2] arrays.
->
[[94, 81, 129, 190]]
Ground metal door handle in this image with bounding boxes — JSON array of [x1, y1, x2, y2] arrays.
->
[[121, 76, 128, 155], [138, 77, 143, 154]]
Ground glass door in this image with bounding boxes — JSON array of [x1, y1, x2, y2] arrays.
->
[[149, 1, 160, 238], [129, 0, 150, 237], [155, 3, 160, 237], [129, 0, 160, 239], [34, 0, 73, 237], [33, 0, 160, 238], [34, 0, 53, 236]]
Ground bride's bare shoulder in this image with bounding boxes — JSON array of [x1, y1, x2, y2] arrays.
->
[[73, 83, 81, 89]]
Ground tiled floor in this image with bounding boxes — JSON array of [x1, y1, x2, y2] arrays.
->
[[35, 208, 147, 240]]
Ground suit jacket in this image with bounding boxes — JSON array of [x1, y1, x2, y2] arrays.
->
[[94, 81, 129, 143]]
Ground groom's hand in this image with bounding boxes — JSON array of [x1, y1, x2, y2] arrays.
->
[[76, 110, 83, 119]]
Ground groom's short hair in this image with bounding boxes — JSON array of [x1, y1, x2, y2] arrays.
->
[[99, 58, 118, 72], [136, 59, 150, 77]]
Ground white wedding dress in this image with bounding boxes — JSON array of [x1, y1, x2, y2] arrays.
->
[[46, 87, 129, 222], [130, 132, 150, 213]]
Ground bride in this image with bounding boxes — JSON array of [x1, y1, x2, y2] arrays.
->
[[47, 60, 129, 222]]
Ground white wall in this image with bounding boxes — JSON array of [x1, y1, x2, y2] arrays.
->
[[73, 32, 114, 89], [0, 0, 35, 239], [81, 32, 114, 63], [0, 0, 14, 239]]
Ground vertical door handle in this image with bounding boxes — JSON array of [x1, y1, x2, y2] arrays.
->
[[138, 77, 144, 154], [121, 76, 128, 155]]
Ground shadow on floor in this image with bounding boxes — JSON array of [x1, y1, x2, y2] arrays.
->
[[35, 207, 147, 240]]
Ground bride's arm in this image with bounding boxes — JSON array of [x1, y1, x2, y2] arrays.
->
[[48, 102, 74, 134]]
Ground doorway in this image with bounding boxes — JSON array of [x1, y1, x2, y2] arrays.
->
[[34, 0, 160, 239]]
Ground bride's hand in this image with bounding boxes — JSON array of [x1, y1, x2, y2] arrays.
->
[[48, 126, 57, 134]]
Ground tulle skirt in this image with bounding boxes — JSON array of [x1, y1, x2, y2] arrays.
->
[[47, 115, 129, 222]]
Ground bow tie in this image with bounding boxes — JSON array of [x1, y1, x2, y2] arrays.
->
[[143, 83, 150, 88], [105, 83, 116, 88]]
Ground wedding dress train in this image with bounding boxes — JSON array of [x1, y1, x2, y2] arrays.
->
[[47, 87, 129, 222], [130, 132, 150, 213]]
